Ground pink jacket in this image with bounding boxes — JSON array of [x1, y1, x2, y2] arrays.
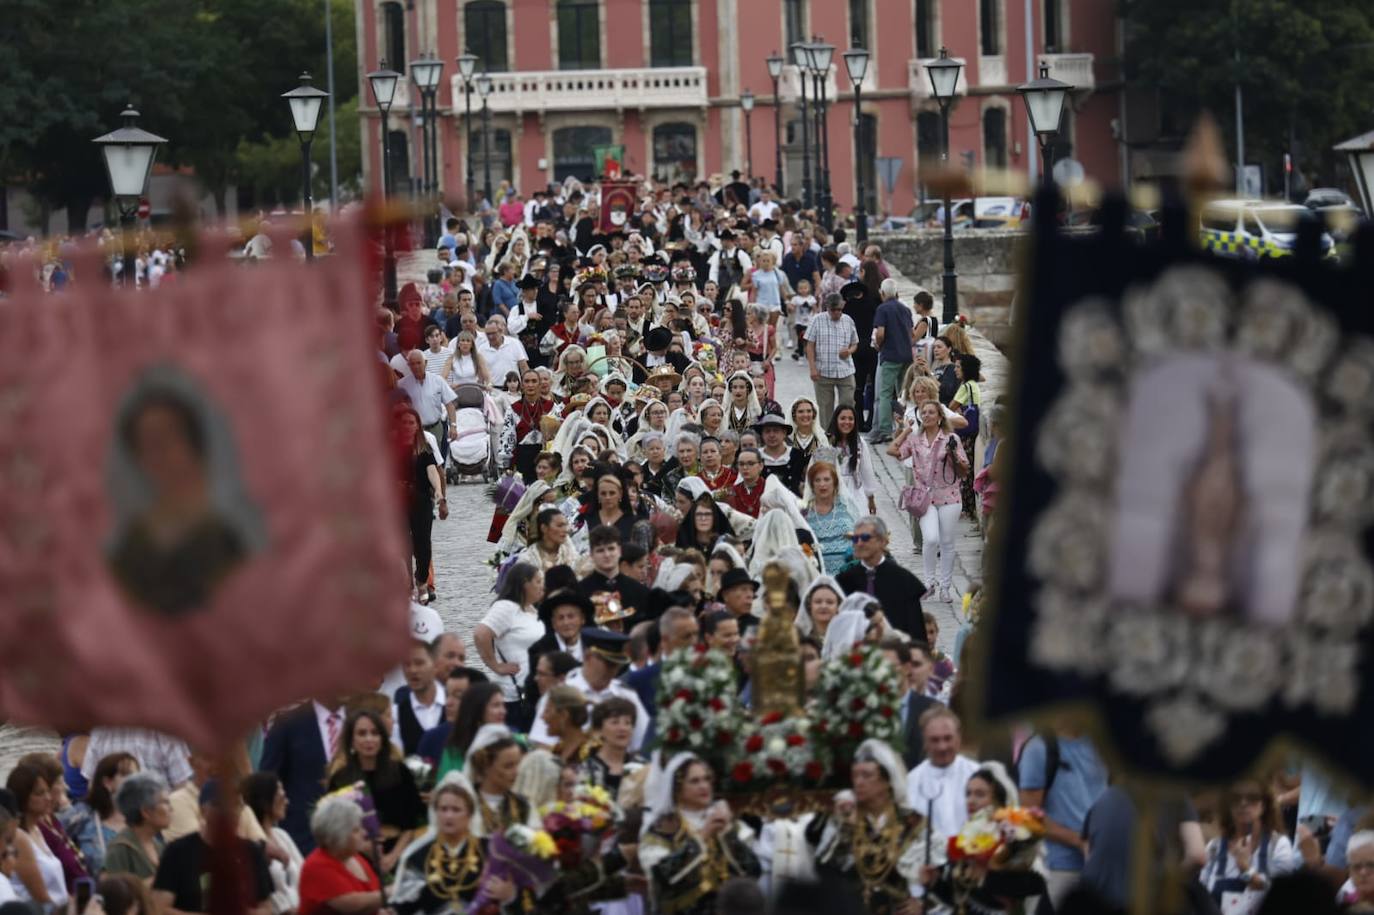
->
[[900, 430, 967, 506]]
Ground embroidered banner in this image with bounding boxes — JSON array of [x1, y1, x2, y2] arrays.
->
[[0, 222, 411, 750], [974, 188, 1374, 782]]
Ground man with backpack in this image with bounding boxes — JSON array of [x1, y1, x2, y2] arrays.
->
[[1017, 725, 1109, 909]]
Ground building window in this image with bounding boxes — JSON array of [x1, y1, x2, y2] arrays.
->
[[552, 125, 613, 181], [471, 127, 513, 188], [557, 0, 600, 70], [983, 108, 1007, 169], [1044, 0, 1062, 51], [980, 0, 1000, 55], [915, 0, 936, 58], [856, 113, 878, 214], [916, 110, 942, 202], [783, 0, 805, 50], [381, 1, 405, 71], [387, 130, 410, 191], [464, 1, 508, 72], [649, 0, 692, 67], [652, 123, 697, 184], [848, 0, 869, 50]]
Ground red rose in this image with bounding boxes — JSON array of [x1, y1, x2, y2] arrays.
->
[[716, 730, 734, 746], [848, 721, 864, 738], [786, 734, 805, 747], [689, 716, 703, 729], [667, 728, 683, 743], [849, 651, 864, 667], [708, 698, 726, 711], [804, 761, 824, 781], [694, 643, 708, 653], [879, 706, 894, 719], [816, 720, 828, 734], [675, 688, 694, 703], [760, 711, 783, 725], [767, 758, 787, 775], [850, 697, 865, 712], [877, 683, 889, 696], [745, 734, 764, 753], [731, 762, 754, 783]]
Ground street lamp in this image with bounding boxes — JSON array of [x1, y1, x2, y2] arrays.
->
[[843, 47, 871, 243], [410, 52, 444, 247], [282, 72, 329, 261], [740, 90, 755, 179], [1334, 130, 1374, 216], [789, 41, 813, 209], [456, 53, 479, 209], [925, 47, 963, 323], [368, 59, 402, 306], [92, 105, 167, 286], [476, 72, 494, 205], [806, 38, 835, 230], [766, 52, 785, 193], [1016, 60, 1072, 174]]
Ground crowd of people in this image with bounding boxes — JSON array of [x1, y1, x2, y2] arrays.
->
[[2, 173, 1367, 915]]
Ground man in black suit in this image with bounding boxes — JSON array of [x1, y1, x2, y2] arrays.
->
[[259, 698, 344, 852], [879, 638, 942, 770], [835, 515, 928, 644], [642, 326, 691, 376], [577, 525, 653, 626]]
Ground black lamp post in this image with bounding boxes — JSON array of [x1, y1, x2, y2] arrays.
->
[[766, 52, 785, 193], [807, 38, 835, 231], [1016, 61, 1072, 178], [456, 53, 479, 209], [410, 53, 444, 247], [282, 72, 329, 261], [925, 47, 963, 323], [789, 42, 812, 210], [476, 72, 494, 205], [843, 47, 871, 243], [741, 89, 755, 178], [368, 60, 401, 306], [92, 105, 167, 286]]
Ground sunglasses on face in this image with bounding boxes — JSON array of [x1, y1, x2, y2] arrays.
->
[[850, 533, 875, 543]]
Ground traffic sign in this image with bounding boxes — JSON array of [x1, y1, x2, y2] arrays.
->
[[137, 198, 151, 219]]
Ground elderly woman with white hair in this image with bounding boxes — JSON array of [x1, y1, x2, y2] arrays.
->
[[297, 796, 384, 915], [805, 739, 942, 915], [1339, 831, 1374, 910], [639, 753, 760, 915]]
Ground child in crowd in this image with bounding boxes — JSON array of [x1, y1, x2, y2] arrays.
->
[[789, 278, 816, 361]]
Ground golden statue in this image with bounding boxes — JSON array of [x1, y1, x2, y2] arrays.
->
[[752, 561, 804, 717]]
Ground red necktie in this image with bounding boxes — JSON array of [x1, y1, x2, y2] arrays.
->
[[326, 710, 342, 759]]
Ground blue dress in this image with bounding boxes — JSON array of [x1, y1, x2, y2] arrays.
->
[[806, 502, 855, 574], [752, 269, 782, 307]]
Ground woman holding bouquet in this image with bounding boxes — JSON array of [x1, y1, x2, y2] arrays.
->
[[806, 739, 940, 915], [639, 753, 760, 915], [391, 773, 517, 915]]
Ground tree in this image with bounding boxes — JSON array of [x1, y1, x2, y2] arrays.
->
[[1122, 0, 1374, 191], [236, 97, 362, 207]]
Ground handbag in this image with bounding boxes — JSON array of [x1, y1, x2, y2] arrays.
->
[[900, 480, 932, 517], [748, 323, 770, 378]]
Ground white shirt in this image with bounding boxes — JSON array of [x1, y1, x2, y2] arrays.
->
[[390, 683, 447, 750], [479, 599, 546, 702], [478, 335, 528, 386], [527, 667, 650, 751], [399, 371, 457, 426], [749, 200, 780, 223], [557, 633, 585, 662], [907, 754, 982, 838], [447, 352, 481, 387]]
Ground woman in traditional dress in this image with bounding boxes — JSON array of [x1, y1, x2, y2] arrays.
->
[[639, 754, 760, 915], [788, 396, 829, 460], [723, 372, 762, 434], [514, 507, 579, 573], [465, 726, 541, 837], [807, 739, 941, 915]]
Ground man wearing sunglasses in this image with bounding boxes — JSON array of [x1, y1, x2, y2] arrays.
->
[[834, 516, 928, 645]]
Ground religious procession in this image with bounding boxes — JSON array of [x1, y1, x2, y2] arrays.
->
[[4, 1, 1374, 915]]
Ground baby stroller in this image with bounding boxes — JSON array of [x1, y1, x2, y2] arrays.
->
[[447, 384, 502, 483]]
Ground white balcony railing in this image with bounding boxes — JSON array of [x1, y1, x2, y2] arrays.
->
[[777, 64, 839, 103], [449, 67, 708, 115], [908, 57, 969, 104], [1042, 53, 1095, 92]]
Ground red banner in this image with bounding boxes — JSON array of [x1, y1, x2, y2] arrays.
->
[[0, 222, 410, 750], [600, 181, 638, 234]]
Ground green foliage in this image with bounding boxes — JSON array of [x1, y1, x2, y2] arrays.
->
[[236, 97, 361, 206], [1123, 0, 1374, 184], [0, 0, 358, 226]]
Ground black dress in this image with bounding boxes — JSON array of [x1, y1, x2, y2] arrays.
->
[[328, 765, 426, 854], [402, 450, 438, 586]]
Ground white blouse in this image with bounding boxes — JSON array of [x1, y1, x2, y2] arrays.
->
[[479, 599, 546, 702], [447, 352, 482, 387]]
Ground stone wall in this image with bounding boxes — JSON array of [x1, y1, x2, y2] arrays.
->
[[871, 230, 1030, 347]]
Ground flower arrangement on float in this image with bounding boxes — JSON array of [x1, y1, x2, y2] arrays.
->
[[809, 643, 904, 774], [726, 711, 828, 790], [655, 644, 747, 773]]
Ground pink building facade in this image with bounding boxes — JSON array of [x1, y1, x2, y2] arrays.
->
[[355, 0, 1122, 217]]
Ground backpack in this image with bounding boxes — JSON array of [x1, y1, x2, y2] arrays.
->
[[1012, 732, 1061, 801]]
